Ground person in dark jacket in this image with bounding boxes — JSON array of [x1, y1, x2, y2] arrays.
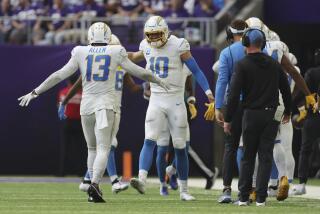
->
[[224, 29, 292, 206]]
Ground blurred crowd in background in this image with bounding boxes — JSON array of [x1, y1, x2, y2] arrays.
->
[[0, 0, 226, 45]]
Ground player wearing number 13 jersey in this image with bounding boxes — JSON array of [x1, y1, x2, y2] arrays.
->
[[128, 16, 215, 201], [17, 22, 169, 203]]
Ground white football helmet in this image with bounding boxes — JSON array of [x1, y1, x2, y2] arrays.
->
[[87, 22, 112, 44], [245, 17, 270, 39], [109, 34, 121, 45], [268, 30, 280, 41], [144, 16, 169, 48], [289, 53, 298, 65]]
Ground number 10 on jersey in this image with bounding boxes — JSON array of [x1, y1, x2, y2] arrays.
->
[[149, 57, 169, 78]]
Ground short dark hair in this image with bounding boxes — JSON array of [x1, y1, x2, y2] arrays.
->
[[230, 19, 248, 35]]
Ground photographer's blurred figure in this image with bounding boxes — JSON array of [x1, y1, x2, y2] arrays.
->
[[57, 74, 86, 176], [224, 29, 292, 206]]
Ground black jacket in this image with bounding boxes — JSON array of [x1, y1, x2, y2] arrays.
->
[[225, 52, 292, 122]]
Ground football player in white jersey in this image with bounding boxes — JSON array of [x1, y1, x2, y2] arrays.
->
[[245, 17, 315, 201], [59, 34, 140, 194], [18, 22, 169, 203], [127, 16, 215, 201], [269, 53, 300, 197]]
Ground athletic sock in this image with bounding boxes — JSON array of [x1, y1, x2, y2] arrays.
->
[[156, 146, 169, 183], [139, 139, 156, 172], [270, 159, 278, 180], [178, 179, 188, 193], [138, 169, 148, 184], [106, 146, 117, 179], [110, 175, 118, 183], [174, 147, 189, 180], [269, 179, 278, 187]]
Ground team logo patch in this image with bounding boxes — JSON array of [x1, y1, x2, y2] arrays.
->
[[146, 49, 151, 55]]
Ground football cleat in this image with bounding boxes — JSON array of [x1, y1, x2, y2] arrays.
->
[[87, 183, 105, 203], [218, 188, 232, 203], [112, 181, 129, 194], [130, 178, 146, 194], [79, 180, 91, 192], [268, 185, 278, 197], [160, 186, 169, 196], [180, 192, 195, 201], [277, 176, 289, 201], [290, 183, 306, 195], [238, 201, 249, 206], [256, 202, 266, 207]]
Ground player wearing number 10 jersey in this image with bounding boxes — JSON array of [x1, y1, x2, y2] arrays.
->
[[18, 22, 169, 203], [128, 16, 215, 201]]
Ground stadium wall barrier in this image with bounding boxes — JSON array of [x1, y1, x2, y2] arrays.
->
[[0, 45, 215, 176]]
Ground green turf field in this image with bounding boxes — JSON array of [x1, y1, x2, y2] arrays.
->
[[0, 182, 320, 214]]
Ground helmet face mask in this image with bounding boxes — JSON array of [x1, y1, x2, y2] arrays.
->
[[144, 16, 169, 48], [87, 22, 112, 45]]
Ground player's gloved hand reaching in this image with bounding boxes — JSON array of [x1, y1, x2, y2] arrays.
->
[[188, 103, 197, 119], [204, 93, 215, 121], [305, 93, 317, 113], [18, 90, 38, 107], [58, 102, 67, 120], [296, 106, 307, 122]]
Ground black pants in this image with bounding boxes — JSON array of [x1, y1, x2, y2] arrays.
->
[[239, 109, 279, 203], [222, 104, 243, 187], [298, 113, 320, 184], [59, 119, 87, 176]]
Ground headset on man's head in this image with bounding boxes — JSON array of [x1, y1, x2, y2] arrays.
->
[[242, 28, 266, 50]]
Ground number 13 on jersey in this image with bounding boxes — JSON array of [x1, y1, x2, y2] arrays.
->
[[149, 57, 169, 78], [86, 55, 111, 81]]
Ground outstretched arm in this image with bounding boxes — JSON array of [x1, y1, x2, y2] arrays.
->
[[181, 51, 214, 103], [120, 57, 169, 91], [18, 56, 79, 107], [128, 51, 145, 63]]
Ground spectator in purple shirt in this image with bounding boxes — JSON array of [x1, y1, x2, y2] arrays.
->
[[143, 0, 169, 15], [0, 0, 13, 44], [9, 0, 43, 44], [36, 0, 73, 45], [117, 0, 143, 18], [193, 0, 219, 17], [161, 0, 188, 32]]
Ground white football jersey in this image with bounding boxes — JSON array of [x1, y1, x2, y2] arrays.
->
[[72, 45, 128, 115], [139, 35, 190, 95], [265, 40, 289, 63]]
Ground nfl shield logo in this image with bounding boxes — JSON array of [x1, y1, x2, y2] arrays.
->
[[146, 49, 151, 55]]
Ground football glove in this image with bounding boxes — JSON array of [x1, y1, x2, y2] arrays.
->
[[204, 102, 215, 121], [188, 103, 197, 119], [296, 107, 307, 122], [18, 90, 38, 107], [306, 93, 317, 113], [58, 102, 67, 120]]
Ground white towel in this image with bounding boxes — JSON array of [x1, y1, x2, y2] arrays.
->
[[96, 109, 108, 130]]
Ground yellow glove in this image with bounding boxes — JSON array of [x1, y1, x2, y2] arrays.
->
[[188, 103, 197, 119], [306, 93, 317, 113], [204, 102, 215, 121], [296, 107, 307, 122]]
